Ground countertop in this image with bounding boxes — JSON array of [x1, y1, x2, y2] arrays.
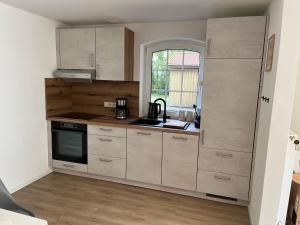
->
[[47, 115, 201, 136]]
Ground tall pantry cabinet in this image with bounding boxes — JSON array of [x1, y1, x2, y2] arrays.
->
[[197, 16, 267, 201]]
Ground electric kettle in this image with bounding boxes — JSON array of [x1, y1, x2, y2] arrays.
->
[[148, 102, 161, 120]]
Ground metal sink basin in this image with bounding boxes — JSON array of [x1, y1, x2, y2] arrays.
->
[[130, 118, 163, 127]]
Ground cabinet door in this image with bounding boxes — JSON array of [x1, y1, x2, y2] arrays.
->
[[96, 27, 125, 80], [127, 129, 162, 185], [162, 133, 199, 191], [58, 28, 95, 69], [201, 59, 261, 152], [206, 16, 266, 59]]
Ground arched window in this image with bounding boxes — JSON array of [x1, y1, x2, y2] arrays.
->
[[140, 39, 205, 117]]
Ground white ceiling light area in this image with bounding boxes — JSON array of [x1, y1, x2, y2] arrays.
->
[[0, 0, 272, 25]]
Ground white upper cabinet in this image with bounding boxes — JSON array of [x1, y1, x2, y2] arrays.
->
[[56, 27, 134, 81], [58, 28, 96, 69], [96, 27, 134, 81], [206, 16, 267, 59], [201, 59, 262, 152]]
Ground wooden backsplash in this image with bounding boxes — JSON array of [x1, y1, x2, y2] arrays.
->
[[45, 79, 72, 117], [45, 78, 139, 117]]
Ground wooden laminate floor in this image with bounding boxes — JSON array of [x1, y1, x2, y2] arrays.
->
[[13, 173, 250, 225]]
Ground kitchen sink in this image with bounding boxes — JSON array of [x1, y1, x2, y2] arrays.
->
[[130, 118, 163, 127]]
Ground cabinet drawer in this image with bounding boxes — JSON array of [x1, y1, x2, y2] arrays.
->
[[88, 154, 126, 179], [88, 125, 126, 137], [88, 134, 126, 158], [127, 129, 162, 185], [53, 160, 87, 173], [162, 133, 199, 191], [197, 171, 249, 201], [198, 148, 252, 177]]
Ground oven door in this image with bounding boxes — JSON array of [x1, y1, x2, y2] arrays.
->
[[52, 129, 87, 164]]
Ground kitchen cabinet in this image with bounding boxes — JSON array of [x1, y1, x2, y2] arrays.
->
[[87, 125, 126, 179], [88, 125, 126, 138], [197, 171, 250, 201], [57, 28, 96, 69], [53, 160, 87, 173], [201, 59, 261, 152], [88, 135, 126, 158], [206, 16, 267, 59], [197, 16, 267, 201], [162, 133, 199, 191], [95, 27, 134, 81], [198, 147, 252, 177], [56, 27, 134, 81], [88, 154, 126, 179], [127, 129, 162, 185]]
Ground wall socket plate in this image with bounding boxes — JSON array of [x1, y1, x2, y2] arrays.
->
[[104, 102, 116, 108]]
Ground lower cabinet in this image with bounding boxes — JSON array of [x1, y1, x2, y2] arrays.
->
[[87, 125, 126, 179], [197, 171, 250, 201], [198, 147, 252, 177], [162, 133, 199, 191], [197, 147, 252, 200], [60, 124, 252, 202], [53, 160, 88, 173], [88, 154, 126, 179], [127, 129, 163, 185]]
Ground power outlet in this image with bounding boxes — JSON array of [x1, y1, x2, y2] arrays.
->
[[104, 102, 116, 108]]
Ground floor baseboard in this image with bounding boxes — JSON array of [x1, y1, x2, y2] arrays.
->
[[10, 168, 53, 194]]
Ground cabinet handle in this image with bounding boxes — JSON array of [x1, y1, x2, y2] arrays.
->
[[172, 136, 188, 141], [137, 131, 151, 136], [99, 158, 113, 163], [98, 138, 112, 142], [99, 128, 113, 132], [90, 54, 95, 67], [63, 164, 75, 168], [96, 64, 100, 79], [215, 152, 233, 158], [207, 39, 212, 56], [201, 130, 205, 145], [214, 175, 231, 182]]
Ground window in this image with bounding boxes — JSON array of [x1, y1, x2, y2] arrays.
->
[[150, 49, 201, 111]]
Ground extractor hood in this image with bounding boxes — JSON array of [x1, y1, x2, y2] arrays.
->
[[53, 69, 96, 83]]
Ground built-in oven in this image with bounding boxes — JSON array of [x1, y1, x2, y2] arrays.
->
[[51, 121, 87, 164]]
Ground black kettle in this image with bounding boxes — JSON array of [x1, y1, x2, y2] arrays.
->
[[148, 102, 161, 120]]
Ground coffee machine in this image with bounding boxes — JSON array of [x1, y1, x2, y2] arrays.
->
[[116, 98, 128, 119]]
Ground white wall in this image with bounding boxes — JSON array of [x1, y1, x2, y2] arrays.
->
[[249, 0, 300, 224], [0, 3, 63, 192], [291, 60, 300, 134], [125, 20, 207, 80]]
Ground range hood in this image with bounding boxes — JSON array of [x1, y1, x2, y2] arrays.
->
[[53, 69, 96, 83]]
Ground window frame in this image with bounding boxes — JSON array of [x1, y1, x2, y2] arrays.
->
[[150, 49, 201, 110], [144, 41, 205, 117]]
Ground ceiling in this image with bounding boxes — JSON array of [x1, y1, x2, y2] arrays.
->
[[0, 0, 272, 25]]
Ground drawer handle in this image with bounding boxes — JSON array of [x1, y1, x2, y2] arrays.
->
[[98, 138, 112, 142], [137, 132, 151, 136], [99, 128, 113, 132], [214, 175, 231, 182], [63, 164, 75, 168], [215, 152, 233, 158], [207, 39, 212, 56], [99, 158, 113, 163], [172, 136, 188, 141], [201, 130, 205, 145], [90, 53, 96, 68]]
